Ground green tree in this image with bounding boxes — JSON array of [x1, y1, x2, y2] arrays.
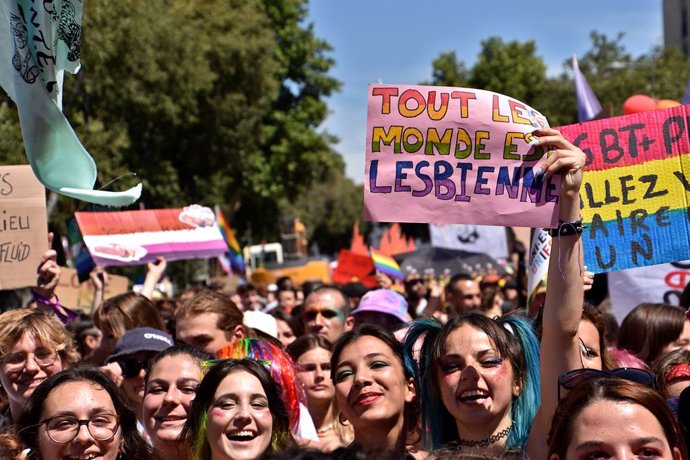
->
[[469, 37, 547, 105], [279, 170, 363, 256], [425, 51, 470, 87]]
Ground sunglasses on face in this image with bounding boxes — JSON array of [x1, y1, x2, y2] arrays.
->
[[557, 367, 656, 400], [304, 308, 341, 322], [118, 357, 152, 378], [405, 279, 424, 287]]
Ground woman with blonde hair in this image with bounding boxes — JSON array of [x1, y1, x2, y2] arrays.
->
[[0, 309, 79, 428]]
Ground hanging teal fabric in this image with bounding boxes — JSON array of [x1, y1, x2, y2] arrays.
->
[[0, 0, 141, 207]]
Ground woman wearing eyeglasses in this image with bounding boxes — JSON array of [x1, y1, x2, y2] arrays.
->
[[0, 309, 80, 430], [16, 365, 152, 459], [181, 358, 294, 460], [548, 378, 687, 460], [143, 345, 214, 460]]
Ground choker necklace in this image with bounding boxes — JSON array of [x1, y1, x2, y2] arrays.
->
[[457, 424, 513, 448]]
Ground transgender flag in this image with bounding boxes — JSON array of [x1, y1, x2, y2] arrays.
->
[[573, 55, 602, 122], [215, 207, 245, 275]]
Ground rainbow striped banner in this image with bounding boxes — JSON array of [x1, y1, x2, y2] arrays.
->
[[371, 248, 404, 280], [559, 105, 690, 273], [215, 207, 245, 275]]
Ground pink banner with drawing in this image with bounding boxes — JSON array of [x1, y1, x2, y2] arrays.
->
[[364, 84, 560, 227], [74, 205, 229, 266]]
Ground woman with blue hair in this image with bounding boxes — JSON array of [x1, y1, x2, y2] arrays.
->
[[404, 313, 540, 451], [404, 127, 587, 456]]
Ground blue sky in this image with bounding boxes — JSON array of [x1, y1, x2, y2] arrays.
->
[[307, 0, 663, 182]]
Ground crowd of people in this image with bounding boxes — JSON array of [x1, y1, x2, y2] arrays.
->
[[0, 128, 688, 459]]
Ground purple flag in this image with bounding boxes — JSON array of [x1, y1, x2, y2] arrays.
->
[[682, 77, 690, 105], [572, 55, 602, 122]]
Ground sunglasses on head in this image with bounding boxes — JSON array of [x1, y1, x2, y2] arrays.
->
[[557, 367, 656, 400], [304, 308, 341, 322], [118, 357, 152, 378]]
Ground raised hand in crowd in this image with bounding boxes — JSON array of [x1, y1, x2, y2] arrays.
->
[[141, 256, 167, 300], [89, 265, 109, 313], [32, 232, 60, 304]]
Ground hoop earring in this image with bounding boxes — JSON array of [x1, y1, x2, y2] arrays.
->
[[338, 412, 349, 426]]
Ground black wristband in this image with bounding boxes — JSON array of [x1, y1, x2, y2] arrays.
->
[[548, 219, 584, 237]]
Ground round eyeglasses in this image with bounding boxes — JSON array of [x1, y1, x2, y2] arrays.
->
[[2, 349, 58, 372], [40, 414, 120, 443]]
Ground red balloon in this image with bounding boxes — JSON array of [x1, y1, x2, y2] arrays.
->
[[623, 94, 656, 115], [656, 99, 681, 110]]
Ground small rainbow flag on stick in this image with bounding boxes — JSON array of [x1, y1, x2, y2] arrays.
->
[[370, 248, 404, 281], [215, 206, 245, 275]]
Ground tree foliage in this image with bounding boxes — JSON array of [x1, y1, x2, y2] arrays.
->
[[427, 31, 690, 130], [0, 0, 346, 256]]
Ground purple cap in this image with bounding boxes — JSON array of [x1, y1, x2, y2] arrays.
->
[[352, 289, 411, 324]]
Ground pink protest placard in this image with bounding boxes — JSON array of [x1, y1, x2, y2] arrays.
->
[[364, 84, 560, 227]]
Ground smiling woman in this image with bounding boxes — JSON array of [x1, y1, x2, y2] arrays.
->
[[330, 324, 423, 459], [17, 365, 152, 459], [0, 309, 79, 428], [182, 359, 294, 460], [403, 313, 540, 451], [143, 345, 214, 460]]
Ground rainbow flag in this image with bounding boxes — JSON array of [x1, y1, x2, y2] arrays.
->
[[559, 104, 690, 273], [215, 207, 245, 275], [371, 248, 404, 280]]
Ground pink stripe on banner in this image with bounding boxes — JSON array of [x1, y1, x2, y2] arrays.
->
[[90, 239, 229, 267], [144, 240, 229, 256]]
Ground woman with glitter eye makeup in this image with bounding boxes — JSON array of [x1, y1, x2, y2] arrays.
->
[[330, 324, 423, 459], [404, 128, 589, 457]]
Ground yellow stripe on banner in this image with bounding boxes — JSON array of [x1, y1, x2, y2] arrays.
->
[[581, 154, 690, 223]]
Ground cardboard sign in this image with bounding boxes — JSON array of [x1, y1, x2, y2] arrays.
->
[[0, 165, 48, 289], [55, 267, 129, 313], [608, 261, 690, 323], [364, 84, 560, 227], [75, 205, 229, 266], [559, 105, 690, 273], [331, 249, 378, 287]]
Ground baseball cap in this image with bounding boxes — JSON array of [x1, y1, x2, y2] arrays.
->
[[106, 327, 173, 363], [243, 310, 278, 339], [352, 289, 412, 324]]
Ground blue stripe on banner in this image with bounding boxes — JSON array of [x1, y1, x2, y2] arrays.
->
[[584, 207, 690, 273]]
